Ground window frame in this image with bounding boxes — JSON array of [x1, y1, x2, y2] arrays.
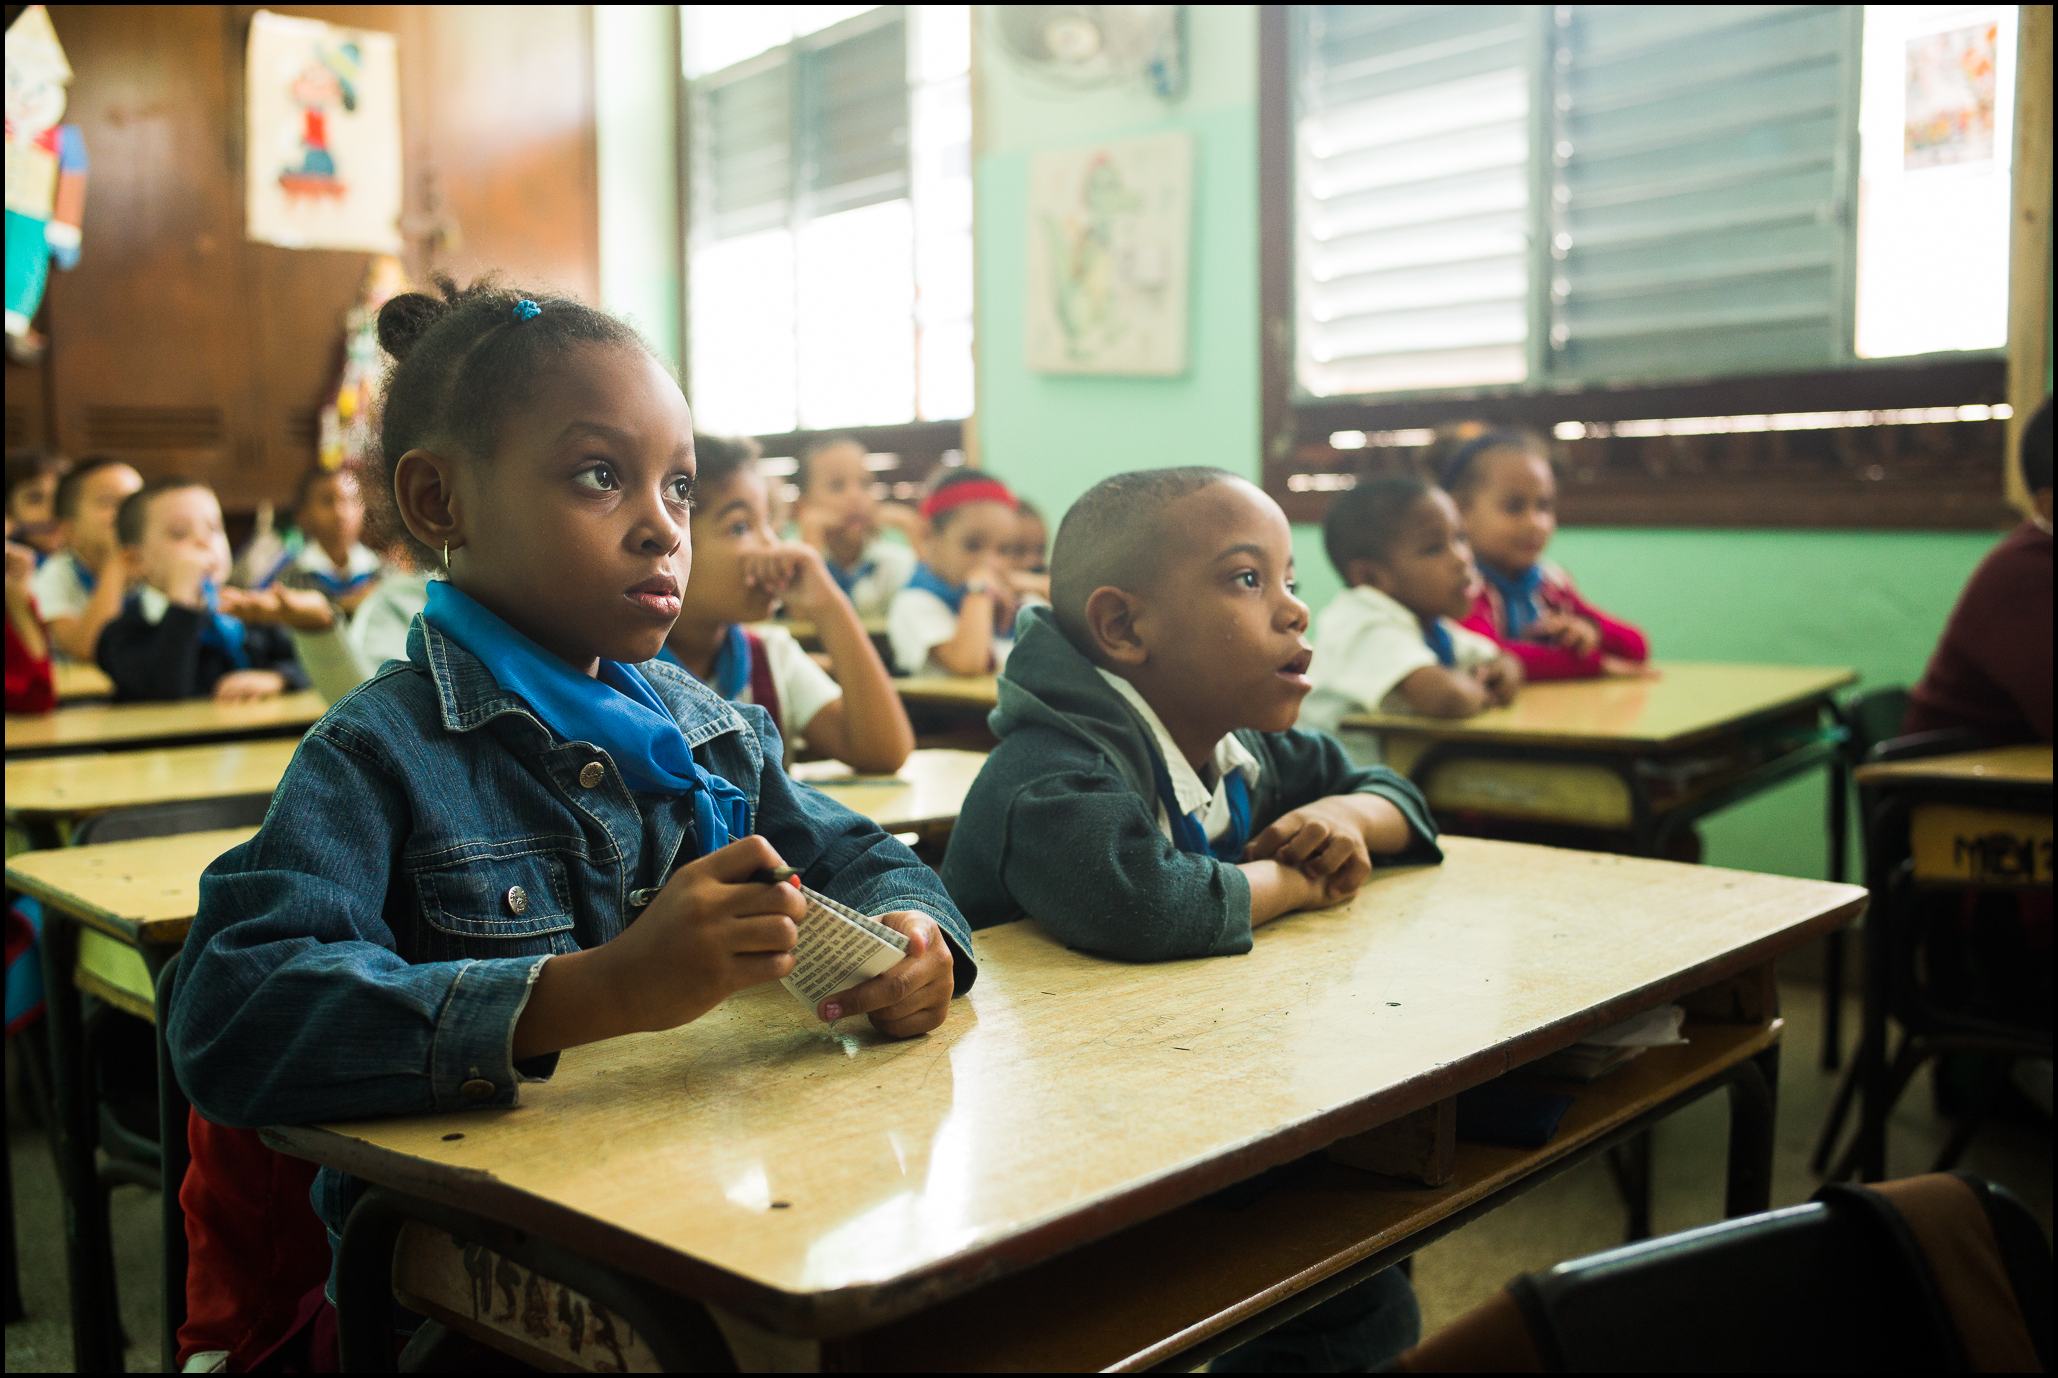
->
[[1259, 4, 2013, 531], [676, 5, 968, 471]]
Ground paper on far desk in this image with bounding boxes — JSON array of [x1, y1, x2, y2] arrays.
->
[[781, 882, 910, 1011]]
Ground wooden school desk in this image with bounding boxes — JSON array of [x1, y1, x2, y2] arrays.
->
[[1340, 663, 1856, 861], [755, 615, 891, 654], [1, 746, 990, 1371], [265, 839, 1864, 1372], [53, 661, 115, 703], [1838, 744, 2054, 1180], [3, 689, 328, 759], [5, 739, 299, 849]]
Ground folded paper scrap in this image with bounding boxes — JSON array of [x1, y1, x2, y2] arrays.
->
[[783, 882, 911, 1011]]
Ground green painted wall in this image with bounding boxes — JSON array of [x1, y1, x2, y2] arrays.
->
[[973, 6, 2004, 881]]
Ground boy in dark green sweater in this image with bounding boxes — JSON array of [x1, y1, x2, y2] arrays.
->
[[942, 467, 1439, 957], [940, 466, 1440, 1370]]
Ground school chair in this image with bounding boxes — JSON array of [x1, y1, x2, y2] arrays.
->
[[156, 951, 189, 1376], [1821, 686, 1914, 1070], [1392, 1173, 2050, 1372], [1811, 727, 2047, 1181]]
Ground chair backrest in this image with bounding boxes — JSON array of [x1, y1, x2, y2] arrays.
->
[[1868, 725, 2004, 766], [70, 794, 273, 848], [1843, 686, 1914, 762], [156, 951, 190, 1376]]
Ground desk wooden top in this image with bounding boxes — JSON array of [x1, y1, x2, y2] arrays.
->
[[4, 826, 254, 944], [5, 739, 299, 822], [893, 675, 1000, 710], [54, 662, 115, 702], [4, 755, 988, 942], [755, 616, 889, 647], [793, 749, 985, 834], [4, 690, 327, 754], [1856, 744, 2054, 790], [266, 837, 1864, 1333], [1341, 662, 1855, 752]]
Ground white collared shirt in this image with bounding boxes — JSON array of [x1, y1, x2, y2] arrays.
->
[[294, 541, 384, 585], [1302, 585, 1501, 733], [1096, 668, 1263, 846]]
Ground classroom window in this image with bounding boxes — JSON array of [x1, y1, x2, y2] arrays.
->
[[1287, 4, 2017, 403], [683, 5, 972, 437]]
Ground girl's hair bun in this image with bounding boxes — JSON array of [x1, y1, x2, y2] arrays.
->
[[375, 275, 465, 362]]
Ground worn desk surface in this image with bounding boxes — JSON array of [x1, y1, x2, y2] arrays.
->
[[1341, 663, 1856, 753], [268, 838, 1864, 1334], [4, 690, 328, 754], [1855, 744, 2053, 790], [53, 662, 115, 702], [893, 675, 1000, 711], [3, 751, 990, 947], [5, 739, 300, 823]]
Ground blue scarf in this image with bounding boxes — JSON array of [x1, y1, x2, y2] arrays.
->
[[1420, 616, 1456, 669], [655, 624, 752, 700], [906, 562, 966, 614], [197, 579, 250, 669], [70, 554, 96, 595], [825, 556, 876, 599], [1147, 743, 1254, 862], [308, 567, 378, 601], [255, 547, 298, 591], [420, 582, 752, 847], [1481, 562, 1545, 639]]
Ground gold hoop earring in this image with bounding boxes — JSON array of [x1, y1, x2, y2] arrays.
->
[[442, 540, 451, 573]]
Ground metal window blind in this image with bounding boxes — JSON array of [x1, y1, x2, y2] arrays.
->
[[800, 10, 910, 218], [1293, 5, 1539, 397], [1547, 4, 1861, 382], [694, 56, 793, 242]]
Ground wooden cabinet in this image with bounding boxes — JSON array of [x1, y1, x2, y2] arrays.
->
[[24, 4, 598, 511]]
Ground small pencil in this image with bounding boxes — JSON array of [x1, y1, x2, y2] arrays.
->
[[752, 866, 802, 886]]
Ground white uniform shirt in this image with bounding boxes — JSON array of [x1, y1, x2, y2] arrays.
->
[[740, 623, 843, 738], [829, 538, 916, 621], [29, 553, 95, 622], [1302, 585, 1500, 733], [888, 584, 1014, 677], [1096, 668, 1263, 847]]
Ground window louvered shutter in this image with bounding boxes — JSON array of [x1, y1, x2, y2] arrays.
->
[[800, 9, 910, 219], [1293, 4, 1540, 397], [1548, 5, 1862, 382], [694, 56, 793, 242]]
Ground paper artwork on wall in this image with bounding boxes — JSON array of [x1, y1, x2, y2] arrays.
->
[[1025, 130, 1192, 376], [245, 9, 401, 252], [1902, 20, 1999, 171]]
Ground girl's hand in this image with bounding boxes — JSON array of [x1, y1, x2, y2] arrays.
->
[[746, 542, 840, 618], [226, 584, 336, 632], [818, 910, 953, 1037], [1533, 611, 1602, 657], [1245, 800, 1373, 901], [164, 547, 215, 608], [4, 540, 35, 610], [874, 502, 922, 540], [1005, 567, 1051, 601], [1475, 654, 1523, 705], [1600, 655, 1658, 679], [213, 669, 288, 703], [605, 835, 807, 1034]]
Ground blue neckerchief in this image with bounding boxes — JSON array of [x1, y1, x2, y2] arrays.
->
[[1421, 616, 1456, 668], [1147, 742, 1254, 862], [70, 554, 96, 595], [197, 579, 251, 669], [906, 562, 966, 614], [1481, 562, 1545, 639], [308, 568, 378, 601], [254, 547, 298, 591], [825, 556, 876, 599], [656, 626, 751, 700], [419, 582, 752, 847]]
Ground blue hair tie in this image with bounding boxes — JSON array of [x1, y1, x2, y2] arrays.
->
[[513, 299, 542, 322]]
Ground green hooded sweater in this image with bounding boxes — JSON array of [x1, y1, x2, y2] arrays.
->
[[940, 606, 1442, 961]]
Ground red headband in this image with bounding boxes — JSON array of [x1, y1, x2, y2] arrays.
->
[[920, 477, 1018, 521]]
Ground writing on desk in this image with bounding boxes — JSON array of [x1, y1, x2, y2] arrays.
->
[[396, 1229, 659, 1371], [1952, 830, 2055, 885]]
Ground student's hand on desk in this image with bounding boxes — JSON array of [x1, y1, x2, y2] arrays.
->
[[1533, 611, 1602, 657], [819, 911, 953, 1037], [1474, 654, 1523, 706], [1245, 800, 1374, 901], [1599, 655, 1658, 679], [612, 836, 807, 1030], [213, 669, 288, 703]]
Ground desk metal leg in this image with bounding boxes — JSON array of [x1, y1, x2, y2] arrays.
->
[[39, 913, 122, 1373], [1822, 744, 1851, 1071], [1723, 1047, 1778, 1217]]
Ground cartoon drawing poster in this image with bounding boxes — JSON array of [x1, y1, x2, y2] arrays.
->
[[245, 10, 401, 252], [1025, 131, 1193, 377], [1903, 21, 1999, 171]]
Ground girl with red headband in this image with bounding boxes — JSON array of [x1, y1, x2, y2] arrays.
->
[[888, 468, 1023, 676]]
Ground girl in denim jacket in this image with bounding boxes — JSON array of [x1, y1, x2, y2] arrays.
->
[[166, 276, 975, 1370]]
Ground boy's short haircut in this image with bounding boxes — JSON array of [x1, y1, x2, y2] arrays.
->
[[691, 431, 763, 497], [2022, 396, 2053, 494], [793, 434, 866, 493], [1050, 465, 1237, 652], [1430, 426, 1543, 500], [116, 476, 206, 547], [53, 454, 133, 521], [1322, 476, 1434, 582]]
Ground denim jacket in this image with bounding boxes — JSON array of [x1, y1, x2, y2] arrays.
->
[[168, 614, 975, 1266]]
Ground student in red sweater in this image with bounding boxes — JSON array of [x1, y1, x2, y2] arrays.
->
[[1905, 395, 2052, 742], [1437, 428, 1650, 680], [5, 535, 55, 714]]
